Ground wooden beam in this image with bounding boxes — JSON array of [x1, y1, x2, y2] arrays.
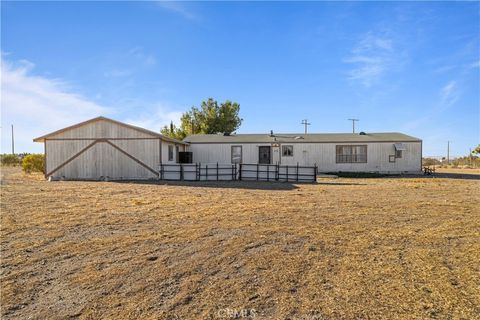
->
[[104, 140, 159, 176], [46, 140, 98, 177]]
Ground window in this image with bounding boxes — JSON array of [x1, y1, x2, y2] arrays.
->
[[394, 143, 406, 159], [336, 145, 367, 163], [231, 146, 242, 164], [389, 155, 396, 163], [168, 145, 174, 161], [282, 145, 293, 157]]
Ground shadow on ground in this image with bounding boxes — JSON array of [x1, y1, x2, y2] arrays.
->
[[111, 180, 302, 191], [423, 172, 480, 180]]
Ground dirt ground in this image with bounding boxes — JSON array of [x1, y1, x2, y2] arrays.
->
[[1, 166, 479, 319]]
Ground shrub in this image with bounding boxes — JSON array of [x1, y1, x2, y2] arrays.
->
[[0, 154, 21, 166], [22, 154, 45, 173]]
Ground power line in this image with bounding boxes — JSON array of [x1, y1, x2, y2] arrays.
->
[[301, 119, 311, 135], [348, 119, 359, 133]]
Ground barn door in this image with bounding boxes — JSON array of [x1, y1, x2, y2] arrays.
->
[[258, 146, 271, 164]]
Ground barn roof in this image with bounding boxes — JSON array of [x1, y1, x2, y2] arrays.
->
[[33, 116, 188, 144], [184, 132, 421, 144]]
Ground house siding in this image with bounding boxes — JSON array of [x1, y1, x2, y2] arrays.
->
[[189, 141, 422, 173]]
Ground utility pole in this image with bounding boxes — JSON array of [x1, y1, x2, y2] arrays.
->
[[447, 141, 450, 165], [11, 124, 15, 155], [301, 119, 311, 135], [348, 119, 359, 133]]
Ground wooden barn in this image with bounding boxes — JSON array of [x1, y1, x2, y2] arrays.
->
[[184, 132, 422, 174], [34, 117, 187, 180]]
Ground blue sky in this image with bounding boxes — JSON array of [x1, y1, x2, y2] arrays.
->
[[1, 1, 479, 156]]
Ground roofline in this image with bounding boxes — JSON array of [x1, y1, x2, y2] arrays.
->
[[33, 116, 188, 145], [185, 140, 422, 144]]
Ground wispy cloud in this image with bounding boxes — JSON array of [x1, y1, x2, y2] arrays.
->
[[127, 46, 156, 66], [102, 47, 156, 79], [155, 1, 198, 21], [469, 60, 480, 69], [401, 80, 461, 132], [1, 57, 111, 152], [124, 105, 183, 132], [344, 31, 402, 87], [440, 80, 460, 108]]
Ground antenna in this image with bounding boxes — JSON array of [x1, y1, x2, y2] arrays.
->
[[301, 119, 311, 135], [348, 118, 359, 133]]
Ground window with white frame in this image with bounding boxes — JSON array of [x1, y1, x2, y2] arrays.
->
[[282, 145, 293, 157], [231, 146, 242, 163], [336, 145, 367, 163]]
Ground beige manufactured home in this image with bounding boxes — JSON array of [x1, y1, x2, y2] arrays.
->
[[184, 132, 422, 174], [34, 117, 187, 180]]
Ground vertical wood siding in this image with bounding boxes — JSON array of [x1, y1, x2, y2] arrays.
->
[[45, 120, 161, 179]]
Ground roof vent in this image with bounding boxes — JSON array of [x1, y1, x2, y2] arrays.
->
[[270, 130, 274, 137], [359, 131, 367, 135], [294, 136, 304, 140]]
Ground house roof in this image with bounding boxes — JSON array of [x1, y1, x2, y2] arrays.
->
[[184, 132, 422, 144], [33, 116, 188, 144]]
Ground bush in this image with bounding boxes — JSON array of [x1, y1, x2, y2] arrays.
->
[[22, 154, 45, 174], [0, 154, 21, 166]]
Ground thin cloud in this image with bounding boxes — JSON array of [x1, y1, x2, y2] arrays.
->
[[440, 80, 460, 108], [1, 57, 111, 152], [124, 104, 183, 133], [155, 1, 199, 21], [344, 32, 401, 87], [469, 60, 480, 69], [401, 80, 461, 131], [127, 46, 156, 67]]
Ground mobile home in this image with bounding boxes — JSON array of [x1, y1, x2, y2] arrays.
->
[[184, 132, 422, 174]]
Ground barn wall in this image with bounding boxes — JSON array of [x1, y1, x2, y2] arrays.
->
[[47, 119, 154, 139], [189, 142, 422, 173], [44, 120, 168, 179], [46, 139, 160, 179]]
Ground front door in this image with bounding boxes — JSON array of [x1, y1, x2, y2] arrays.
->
[[258, 146, 271, 164]]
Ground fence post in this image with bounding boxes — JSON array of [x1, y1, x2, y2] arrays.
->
[[296, 162, 299, 182], [314, 163, 317, 182], [180, 163, 184, 181], [159, 162, 163, 180], [206, 164, 209, 181], [239, 164, 242, 181], [267, 164, 270, 181], [286, 165, 289, 182], [216, 162, 219, 181]]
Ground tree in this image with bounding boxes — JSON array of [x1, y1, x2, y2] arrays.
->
[[472, 145, 480, 155], [160, 121, 186, 140], [161, 98, 242, 139]]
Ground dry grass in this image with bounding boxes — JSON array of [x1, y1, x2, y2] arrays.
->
[[1, 166, 479, 319]]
